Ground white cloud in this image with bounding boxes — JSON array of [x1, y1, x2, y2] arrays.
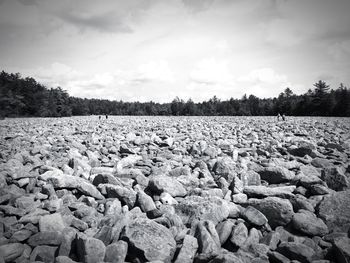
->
[[190, 58, 234, 85], [135, 60, 174, 82], [238, 68, 291, 98]]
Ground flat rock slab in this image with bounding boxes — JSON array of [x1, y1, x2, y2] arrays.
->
[[121, 218, 176, 263], [175, 196, 230, 225], [39, 171, 104, 200], [318, 190, 350, 233]]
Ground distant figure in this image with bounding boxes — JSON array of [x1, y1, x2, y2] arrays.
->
[[99, 116, 101, 120], [277, 113, 281, 121], [105, 114, 108, 119], [282, 114, 286, 121]]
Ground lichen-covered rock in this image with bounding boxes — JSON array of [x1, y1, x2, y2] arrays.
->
[[121, 218, 176, 263], [248, 197, 294, 228]]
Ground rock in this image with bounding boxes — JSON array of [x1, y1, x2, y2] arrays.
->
[[258, 167, 295, 184], [121, 218, 176, 263], [102, 184, 137, 208], [136, 189, 156, 212], [76, 235, 106, 263], [56, 256, 79, 263], [58, 227, 77, 257], [248, 197, 294, 228], [39, 171, 104, 200], [333, 236, 350, 263], [318, 190, 350, 232], [104, 240, 128, 263], [288, 141, 316, 157], [10, 229, 32, 242], [311, 158, 332, 169], [216, 220, 236, 245], [174, 234, 198, 263], [232, 193, 248, 204], [268, 251, 291, 263], [148, 175, 187, 197], [39, 213, 65, 232], [321, 166, 349, 191], [241, 206, 268, 226], [175, 196, 230, 225], [28, 231, 62, 246], [195, 220, 221, 261], [276, 242, 315, 263], [0, 243, 24, 262], [240, 170, 261, 186], [291, 210, 328, 236], [230, 221, 248, 247], [244, 185, 295, 198], [30, 245, 57, 262], [104, 199, 122, 216], [213, 157, 236, 182], [160, 192, 178, 205], [261, 231, 280, 250]]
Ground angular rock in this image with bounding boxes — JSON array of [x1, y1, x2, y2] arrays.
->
[[244, 185, 295, 198], [258, 167, 295, 184], [121, 218, 176, 263], [240, 170, 261, 186], [30, 245, 57, 262], [102, 184, 136, 208], [230, 222, 248, 247], [276, 242, 315, 263], [333, 236, 350, 263], [248, 197, 294, 228], [28, 231, 62, 246], [39, 171, 104, 199], [0, 243, 24, 262], [195, 220, 221, 261], [321, 166, 349, 191], [292, 210, 328, 236], [104, 240, 128, 263], [76, 235, 106, 263], [175, 196, 230, 225], [39, 213, 65, 232], [318, 190, 350, 232], [241, 206, 268, 226], [174, 234, 198, 263], [216, 220, 236, 245], [148, 175, 187, 197]]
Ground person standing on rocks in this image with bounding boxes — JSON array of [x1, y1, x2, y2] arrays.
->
[[277, 113, 281, 121], [282, 114, 286, 121], [105, 114, 108, 119]]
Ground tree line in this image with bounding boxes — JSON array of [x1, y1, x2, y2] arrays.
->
[[0, 70, 349, 117]]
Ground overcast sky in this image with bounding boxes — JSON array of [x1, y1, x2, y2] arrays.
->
[[1, 0, 349, 102]]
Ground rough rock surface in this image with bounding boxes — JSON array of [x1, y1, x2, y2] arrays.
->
[[0, 116, 349, 263]]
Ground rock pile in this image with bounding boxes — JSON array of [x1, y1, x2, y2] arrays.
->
[[0, 116, 350, 263]]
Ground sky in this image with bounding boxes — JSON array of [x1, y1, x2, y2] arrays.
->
[[0, 0, 350, 102]]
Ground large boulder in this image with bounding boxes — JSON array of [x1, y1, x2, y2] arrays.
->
[[76, 235, 106, 263], [321, 166, 349, 191], [291, 210, 328, 236], [248, 197, 294, 228], [148, 175, 187, 197], [175, 196, 230, 225], [213, 157, 236, 182], [0, 243, 24, 262], [174, 235, 198, 263], [318, 190, 350, 232], [258, 167, 295, 184], [194, 220, 221, 261], [39, 171, 104, 199], [276, 242, 315, 263], [121, 218, 176, 263]]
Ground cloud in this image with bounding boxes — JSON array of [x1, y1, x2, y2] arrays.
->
[[182, 0, 214, 12], [134, 60, 174, 83], [190, 58, 234, 85], [238, 68, 291, 98], [57, 10, 133, 33], [16, 0, 39, 6]]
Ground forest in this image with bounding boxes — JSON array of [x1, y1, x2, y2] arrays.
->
[[0, 70, 349, 117]]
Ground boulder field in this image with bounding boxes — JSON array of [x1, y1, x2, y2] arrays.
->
[[0, 116, 350, 263]]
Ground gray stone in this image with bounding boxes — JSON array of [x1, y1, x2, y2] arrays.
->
[[318, 190, 350, 233], [121, 218, 176, 263], [258, 167, 295, 184], [216, 220, 235, 245], [240, 170, 261, 186], [30, 245, 57, 263], [39, 213, 65, 232], [292, 210, 329, 236], [175, 196, 230, 225], [149, 175, 187, 197], [276, 242, 315, 263], [195, 220, 221, 261], [230, 222, 248, 247], [248, 197, 294, 228], [333, 236, 350, 263], [104, 240, 128, 263], [0, 243, 24, 262], [244, 185, 295, 198], [261, 231, 281, 250], [39, 171, 104, 200], [28, 231, 62, 246], [241, 206, 268, 226], [76, 235, 106, 263], [321, 167, 349, 191], [102, 184, 137, 208], [174, 234, 198, 263]]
